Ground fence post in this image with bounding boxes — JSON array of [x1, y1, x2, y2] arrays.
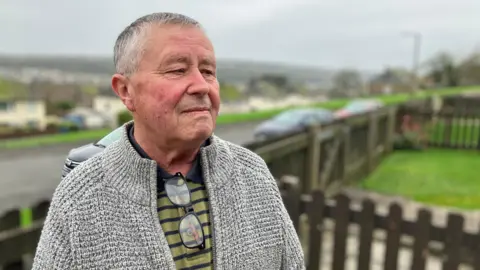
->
[[21, 200, 51, 270], [411, 209, 432, 270], [366, 111, 377, 173], [0, 209, 22, 269], [384, 203, 403, 270], [358, 199, 375, 270], [340, 125, 350, 184], [279, 175, 301, 234], [443, 214, 464, 270], [306, 190, 325, 270], [332, 194, 351, 270], [385, 106, 397, 153], [306, 124, 321, 191]]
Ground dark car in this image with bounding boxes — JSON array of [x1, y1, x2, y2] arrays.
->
[[253, 108, 334, 140], [62, 126, 124, 179]]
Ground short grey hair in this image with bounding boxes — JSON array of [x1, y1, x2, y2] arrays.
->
[[113, 12, 202, 75]]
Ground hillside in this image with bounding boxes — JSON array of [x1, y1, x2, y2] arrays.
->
[[0, 54, 336, 87]]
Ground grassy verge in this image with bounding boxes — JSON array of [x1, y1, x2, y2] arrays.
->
[[359, 149, 480, 210], [0, 128, 111, 150], [2, 85, 479, 150]]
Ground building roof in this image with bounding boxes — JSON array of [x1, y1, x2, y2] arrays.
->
[[370, 68, 411, 85]]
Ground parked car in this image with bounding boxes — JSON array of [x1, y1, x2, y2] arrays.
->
[[334, 99, 384, 119], [62, 126, 123, 179], [253, 108, 335, 141]]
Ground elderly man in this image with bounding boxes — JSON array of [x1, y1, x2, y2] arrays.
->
[[32, 12, 304, 270]]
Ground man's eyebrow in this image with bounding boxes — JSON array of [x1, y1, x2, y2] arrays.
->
[[159, 55, 216, 69], [200, 57, 216, 67], [161, 54, 190, 66]]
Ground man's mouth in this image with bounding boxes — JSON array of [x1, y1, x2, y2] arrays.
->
[[182, 107, 210, 113]]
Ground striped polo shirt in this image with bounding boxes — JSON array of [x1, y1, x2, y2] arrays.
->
[[127, 126, 213, 270]]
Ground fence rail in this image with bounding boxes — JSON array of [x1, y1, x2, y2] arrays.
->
[[245, 105, 398, 194], [400, 108, 480, 149], [0, 200, 49, 269], [279, 176, 480, 270]]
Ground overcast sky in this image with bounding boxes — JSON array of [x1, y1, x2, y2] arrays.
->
[[1, 0, 479, 71]]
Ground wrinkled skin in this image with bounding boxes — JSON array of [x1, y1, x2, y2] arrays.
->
[[112, 24, 220, 171]]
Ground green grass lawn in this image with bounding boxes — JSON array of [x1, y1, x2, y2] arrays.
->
[[1, 85, 479, 150], [360, 149, 480, 210]]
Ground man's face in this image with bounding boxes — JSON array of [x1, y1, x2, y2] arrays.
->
[[127, 25, 220, 144]]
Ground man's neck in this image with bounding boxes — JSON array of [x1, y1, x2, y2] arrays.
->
[[133, 127, 200, 175]]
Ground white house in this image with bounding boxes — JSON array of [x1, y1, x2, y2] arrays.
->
[[0, 99, 47, 130], [65, 107, 109, 129], [92, 95, 126, 128]]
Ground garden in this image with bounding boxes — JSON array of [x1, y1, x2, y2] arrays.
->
[[359, 97, 480, 211]]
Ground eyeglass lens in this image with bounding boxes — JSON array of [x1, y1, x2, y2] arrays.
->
[[179, 213, 205, 248], [165, 177, 191, 206]]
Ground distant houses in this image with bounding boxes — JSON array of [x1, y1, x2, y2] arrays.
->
[[26, 81, 126, 128], [0, 97, 47, 131], [92, 95, 126, 128], [368, 68, 414, 95]]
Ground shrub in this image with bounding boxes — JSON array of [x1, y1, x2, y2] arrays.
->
[[393, 114, 428, 150], [46, 123, 59, 131], [58, 121, 80, 132]]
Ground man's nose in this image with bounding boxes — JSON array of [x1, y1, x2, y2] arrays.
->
[[186, 69, 210, 95]]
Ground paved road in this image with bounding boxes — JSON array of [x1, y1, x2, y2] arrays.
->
[[0, 121, 260, 212]]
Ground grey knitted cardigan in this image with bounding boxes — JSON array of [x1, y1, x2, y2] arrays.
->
[[32, 123, 305, 270]]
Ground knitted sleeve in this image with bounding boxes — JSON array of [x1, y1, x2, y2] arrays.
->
[[31, 195, 74, 269], [261, 166, 306, 269]]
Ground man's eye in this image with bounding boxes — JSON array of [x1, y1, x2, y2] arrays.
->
[[202, 69, 215, 76], [169, 69, 186, 74]]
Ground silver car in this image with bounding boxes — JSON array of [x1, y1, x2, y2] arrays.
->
[[334, 99, 384, 118], [253, 108, 334, 140], [62, 126, 124, 179]]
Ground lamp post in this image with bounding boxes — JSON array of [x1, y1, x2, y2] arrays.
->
[[402, 31, 422, 93]]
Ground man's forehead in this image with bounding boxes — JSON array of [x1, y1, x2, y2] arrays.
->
[[142, 24, 216, 66], [149, 24, 211, 45], [161, 53, 215, 65]]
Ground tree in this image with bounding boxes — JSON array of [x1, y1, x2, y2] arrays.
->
[[0, 77, 28, 99], [219, 82, 242, 102], [80, 85, 99, 96], [425, 52, 460, 87], [331, 69, 364, 98], [458, 50, 480, 86], [369, 67, 413, 94], [117, 110, 133, 125], [247, 74, 294, 97], [54, 101, 75, 116], [259, 74, 289, 90]]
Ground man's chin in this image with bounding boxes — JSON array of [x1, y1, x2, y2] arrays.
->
[[185, 125, 213, 142]]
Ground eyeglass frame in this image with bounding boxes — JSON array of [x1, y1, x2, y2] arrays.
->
[[162, 172, 206, 250]]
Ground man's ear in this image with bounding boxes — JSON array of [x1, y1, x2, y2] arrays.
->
[[111, 74, 135, 112]]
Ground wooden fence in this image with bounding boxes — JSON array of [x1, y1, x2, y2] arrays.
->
[[244, 105, 398, 194], [0, 200, 50, 269], [3, 176, 479, 270], [398, 106, 480, 149], [442, 95, 480, 114], [278, 176, 480, 270]]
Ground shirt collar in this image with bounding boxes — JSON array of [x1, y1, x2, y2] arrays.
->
[[127, 124, 205, 184]]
